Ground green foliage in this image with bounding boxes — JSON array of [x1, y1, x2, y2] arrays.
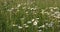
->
[[0, 0, 60, 32]]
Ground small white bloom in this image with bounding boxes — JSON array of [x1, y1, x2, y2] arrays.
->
[[30, 8, 34, 10], [45, 23, 49, 25], [41, 25, 45, 28], [17, 4, 21, 7], [38, 26, 41, 28], [22, 7, 26, 9], [25, 25, 29, 28], [21, 18, 25, 20], [25, 11, 28, 14], [33, 8, 37, 10], [48, 22, 54, 27], [33, 21, 38, 25], [50, 9, 54, 12], [17, 10, 20, 11], [38, 25, 45, 28], [13, 24, 17, 26], [23, 24, 27, 26], [32, 19, 35, 22], [7, 8, 14, 11], [53, 7, 59, 9], [30, 8, 37, 10], [27, 21, 32, 24], [38, 30, 42, 32], [18, 26, 23, 29], [41, 9, 45, 15], [44, 12, 50, 15], [7, 9, 12, 11], [11, 8, 14, 10], [27, 7, 30, 9]]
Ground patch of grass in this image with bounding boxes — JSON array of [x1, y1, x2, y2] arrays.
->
[[0, 0, 60, 32]]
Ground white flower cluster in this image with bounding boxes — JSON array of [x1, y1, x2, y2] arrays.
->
[[43, 7, 60, 19], [38, 22, 54, 29], [12, 23, 29, 29]]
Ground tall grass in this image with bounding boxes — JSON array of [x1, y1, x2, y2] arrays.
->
[[0, 0, 60, 32]]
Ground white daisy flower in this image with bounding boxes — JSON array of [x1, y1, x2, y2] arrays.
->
[[33, 21, 38, 25], [36, 18, 39, 19]]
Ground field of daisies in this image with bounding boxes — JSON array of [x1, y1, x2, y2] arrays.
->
[[0, 0, 60, 32]]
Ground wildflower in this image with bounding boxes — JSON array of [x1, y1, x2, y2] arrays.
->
[[33, 21, 38, 25], [30, 8, 34, 10], [41, 9, 45, 15], [11, 8, 14, 10], [50, 9, 54, 12], [27, 21, 32, 24], [17, 4, 21, 7], [38, 26, 41, 28], [36, 18, 39, 19], [30, 8, 37, 10], [21, 18, 25, 20], [7, 9, 12, 11], [33, 8, 37, 10], [24, 25, 29, 28], [25, 11, 28, 14], [53, 7, 59, 9], [12, 24, 17, 26], [17, 10, 20, 11], [22, 7, 26, 9], [32, 19, 35, 22], [38, 30, 42, 32], [48, 22, 54, 27], [38, 25, 45, 28], [23, 24, 29, 28], [41, 25, 45, 28], [24, 3, 26, 5], [23, 24, 27, 26], [18, 26, 23, 29], [27, 7, 30, 9], [45, 23, 49, 25], [53, 11, 60, 19], [44, 12, 50, 15], [7, 8, 14, 11]]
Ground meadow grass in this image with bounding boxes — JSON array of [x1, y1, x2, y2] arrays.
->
[[0, 0, 60, 32]]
